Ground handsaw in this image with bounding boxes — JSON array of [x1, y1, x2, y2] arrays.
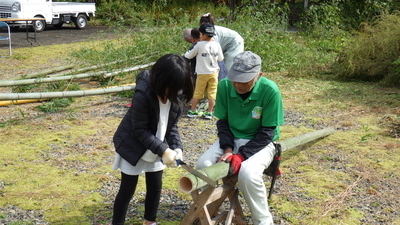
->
[[177, 160, 217, 186]]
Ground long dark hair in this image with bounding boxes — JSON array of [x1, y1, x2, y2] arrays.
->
[[150, 54, 194, 104], [199, 13, 215, 25]]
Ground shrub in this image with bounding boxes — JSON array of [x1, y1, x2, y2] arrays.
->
[[299, 0, 396, 30], [332, 12, 400, 87]]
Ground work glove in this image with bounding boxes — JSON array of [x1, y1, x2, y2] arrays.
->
[[174, 148, 183, 161], [226, 153, 245, 176], [276, 167, 282, 177], [162, 148, 177, 166]]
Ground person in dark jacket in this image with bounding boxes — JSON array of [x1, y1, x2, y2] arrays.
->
[[111, 54, 194, 225]]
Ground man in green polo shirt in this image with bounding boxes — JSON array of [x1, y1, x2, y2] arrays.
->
[[196, 51, 284, 225]]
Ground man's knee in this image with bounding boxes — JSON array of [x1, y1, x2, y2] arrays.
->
[[196, 158, 214, 170], [238, 162, 265, 184], [238, 166, 254, 183]]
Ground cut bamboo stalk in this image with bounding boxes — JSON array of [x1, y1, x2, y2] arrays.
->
[[8, 65, 75, 80], [103, 62, 155, 78], [179, 162, 230, 193], [0, 99, 49, 106], [47, 54, 156, 77], [0, 83, 135, 105], [0, 62, 155, 87], [178, 127, 335, 193], [47, 60, 128, 77], [0, 86, 135, 101], [279, 127, 335, 152], [0, 71, 105, 87]]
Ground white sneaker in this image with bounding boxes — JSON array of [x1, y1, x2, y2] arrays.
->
[[142, 222, 158, 225]]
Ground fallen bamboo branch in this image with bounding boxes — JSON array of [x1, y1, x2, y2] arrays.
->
[[0, 62, 155, 87]]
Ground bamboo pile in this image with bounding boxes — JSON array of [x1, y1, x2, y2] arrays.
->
[[0, 61, 155, 103]]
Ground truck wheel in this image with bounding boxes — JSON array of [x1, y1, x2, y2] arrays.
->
[[34, 17, 45, 32], [74, 14, 87, 29]]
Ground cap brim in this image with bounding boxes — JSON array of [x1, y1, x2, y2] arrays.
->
[[228, 69, 258, 83]]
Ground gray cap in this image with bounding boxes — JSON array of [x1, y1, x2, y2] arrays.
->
[[228, 51, 261, 82]]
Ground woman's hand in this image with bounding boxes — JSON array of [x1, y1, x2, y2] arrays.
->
[[174, 148, 183, 161], [162, 148, 177, 165]]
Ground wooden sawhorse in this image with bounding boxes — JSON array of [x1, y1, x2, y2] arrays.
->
[[179, 176, 246, 225]]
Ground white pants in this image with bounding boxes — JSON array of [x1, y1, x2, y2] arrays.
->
[[196, 139, 275, 225]]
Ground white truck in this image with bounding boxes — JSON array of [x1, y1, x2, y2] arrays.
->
[[0, 0, 96, 32]]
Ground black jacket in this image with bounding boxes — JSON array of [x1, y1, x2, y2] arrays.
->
[[113, 70, 183, 166]]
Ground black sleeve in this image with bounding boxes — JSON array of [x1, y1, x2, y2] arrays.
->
[[165, 116, 183, 152], [217, 119, 234, 151], [238, 126, 276, 159]]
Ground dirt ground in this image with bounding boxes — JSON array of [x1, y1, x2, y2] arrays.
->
[[9, 25, 118, 48]]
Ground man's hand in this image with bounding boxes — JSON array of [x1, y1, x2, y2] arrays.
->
[[217, 148, 233, 163], [162, 148, 177, 166], [226, 153, 245, 176], [218, 152, 233, 163]]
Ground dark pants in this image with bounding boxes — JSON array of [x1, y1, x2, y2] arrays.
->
[[112, 171, 163, 225]]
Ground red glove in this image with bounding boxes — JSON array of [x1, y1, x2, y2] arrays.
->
[[226, 154, 245, 176], [276, 167, 282, 177]]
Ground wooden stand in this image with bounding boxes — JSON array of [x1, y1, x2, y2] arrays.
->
[[180, 176, 246, 225]]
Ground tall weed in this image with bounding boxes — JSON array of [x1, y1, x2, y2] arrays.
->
[[299, 0, 396, 30], [333, 12, 400, 86]]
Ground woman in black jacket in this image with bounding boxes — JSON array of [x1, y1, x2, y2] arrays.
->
[[111, 54, 194, 225]]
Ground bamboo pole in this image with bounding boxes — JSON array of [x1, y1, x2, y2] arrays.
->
[[48, 54, 155, 77], [8, 65, 75, 80], [279, 127, 335, 152], [47, 63, 120, 77], [179, 162, 229, 193], [0, 62, 155, 87], [0, 71, 105, 87], [0, 83, 135, 105], [0, 99, 49, 106], [103, 62, 155, 78], [178, 127, 335, 193], [0, 86, 135, 101]]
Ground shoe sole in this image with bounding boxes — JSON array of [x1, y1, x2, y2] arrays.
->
[[187, 114, 202, 118]]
